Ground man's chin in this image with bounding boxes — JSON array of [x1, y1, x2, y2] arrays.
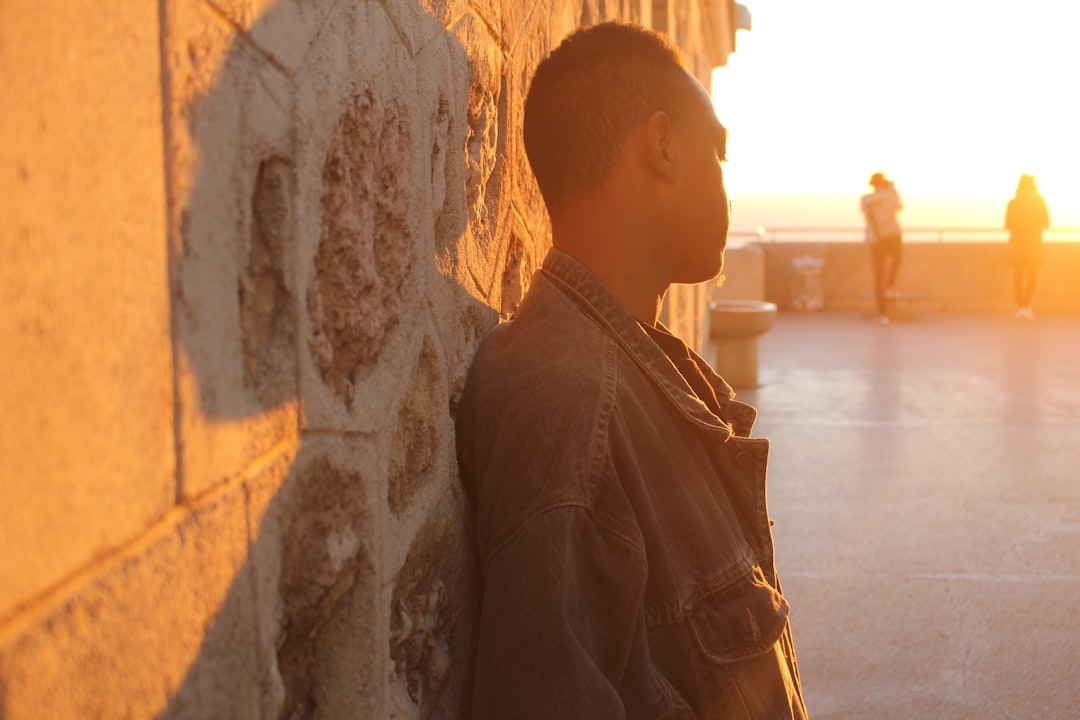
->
[[675, 250, 725, 285]]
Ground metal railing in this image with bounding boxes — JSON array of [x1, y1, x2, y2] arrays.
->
[[728, 227, 1080, 244]]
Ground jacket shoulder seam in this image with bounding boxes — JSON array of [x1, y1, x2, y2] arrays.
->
[[583, 335, 620, 500], [481, 501, 647, 575]]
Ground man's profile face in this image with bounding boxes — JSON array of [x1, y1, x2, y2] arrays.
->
[[666, 72, 730, 285]]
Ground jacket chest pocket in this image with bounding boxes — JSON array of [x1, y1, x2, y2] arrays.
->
[[688, 564, 788, 662], [684, 565, 805, 719]]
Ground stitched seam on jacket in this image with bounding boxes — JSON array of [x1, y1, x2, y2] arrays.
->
[[589, 337, 650, 554], [686, 613, 790, 669], [591, 505, 647, 561], [644, 547, 759, 627], [584, 335, 619, 501], [481, 502, 647, 576]]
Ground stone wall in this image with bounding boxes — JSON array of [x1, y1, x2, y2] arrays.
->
[[759, 241, 1080, 314], [0, 1, 738, 717]]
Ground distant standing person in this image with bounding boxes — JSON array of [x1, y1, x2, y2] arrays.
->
[[860, 172, 904, 324], [1005, 174, 1050, 320]]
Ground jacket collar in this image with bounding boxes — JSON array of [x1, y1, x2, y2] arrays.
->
[[539, 248, 752, 438]]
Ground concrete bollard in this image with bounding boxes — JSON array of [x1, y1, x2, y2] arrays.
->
[[707, 300, 778, 389]]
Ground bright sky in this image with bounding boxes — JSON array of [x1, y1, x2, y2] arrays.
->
[[711, 0, 1080, 230]]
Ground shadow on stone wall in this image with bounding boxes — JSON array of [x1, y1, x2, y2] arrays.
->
[[153, 0, 540, 716]]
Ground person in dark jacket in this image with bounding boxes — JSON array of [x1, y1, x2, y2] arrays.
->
[[456, 21, 808, 719], [1005, 174, 1050, 320]]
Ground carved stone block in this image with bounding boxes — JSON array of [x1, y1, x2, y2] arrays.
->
[[388, 502, 478, 719], [165, 0, 299, 499], [274, 442, 382, 719], [307, 87, 415, 406]]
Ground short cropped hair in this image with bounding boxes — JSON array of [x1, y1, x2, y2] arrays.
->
[[523, 22, 691, 217]]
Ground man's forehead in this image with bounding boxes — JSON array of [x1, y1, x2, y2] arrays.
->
[[695, 100, 728, 150], [680, 70, 725, 131], [711, 115, 727, 140]]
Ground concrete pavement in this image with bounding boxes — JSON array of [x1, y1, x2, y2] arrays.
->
[[738, 310, 1080, 720]]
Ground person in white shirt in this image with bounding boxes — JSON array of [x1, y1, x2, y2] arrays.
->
[[860, 172, 904, 324]]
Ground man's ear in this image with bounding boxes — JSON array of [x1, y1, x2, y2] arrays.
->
[[644, 110, 677, 183]]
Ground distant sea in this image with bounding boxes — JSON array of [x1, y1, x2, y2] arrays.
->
[[728, 192, 1080, 243]]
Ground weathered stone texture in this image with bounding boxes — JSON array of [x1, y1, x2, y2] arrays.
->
[[308, 88, 415, 405], [425, 272, 501, 417], [470, 0, 537, 54], [294, 1, 438, 433], [164, 0, 300, 499], [243, 448, 302, 720], [0, 472, 272, 720], [416, 0, 472, 29], [504, 9, 553, 246], [244, 157, 298, 405], [389, 339, 443, 514], [425, 34, 470, 252], [463, 51, 502, 230], [381, 0, 456, 58], [499, 221, 535, 319], [436, 12, 512, 302], [388, 503, 478, 719], [208, 0, 339, 72], [273, 442, 383, 720], [0, 0, 174, 619]]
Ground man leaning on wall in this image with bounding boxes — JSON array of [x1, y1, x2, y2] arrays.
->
[[455, 21, 809, 720]]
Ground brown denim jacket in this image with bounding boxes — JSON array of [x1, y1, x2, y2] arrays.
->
[[457, 248, 808, 719]]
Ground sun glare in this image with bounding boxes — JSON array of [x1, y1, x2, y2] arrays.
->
[[712, 0, 1080, 230]]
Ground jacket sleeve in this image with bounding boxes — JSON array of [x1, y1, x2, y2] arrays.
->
[[471, 505, 693, 720]]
